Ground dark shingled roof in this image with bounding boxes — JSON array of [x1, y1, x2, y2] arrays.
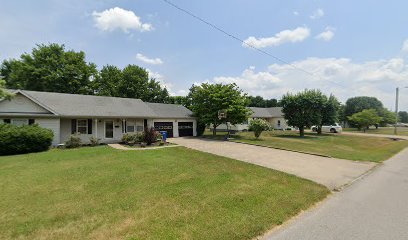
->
[[10, 90, 194, 118]]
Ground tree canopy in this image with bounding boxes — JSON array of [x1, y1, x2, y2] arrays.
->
[[344, 96, 383, 117], [399, 111, 408, 123], [1, 43, 170, 103], [189, 83, 251, 135], [0, 79, 13, 100], [348, 109, 383, 132], [247, 95, 279, 108], [1, 43, 97, 94], [281, 89, 328, 137]]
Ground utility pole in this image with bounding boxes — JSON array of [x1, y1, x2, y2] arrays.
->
[[394, 87, 399, 135]]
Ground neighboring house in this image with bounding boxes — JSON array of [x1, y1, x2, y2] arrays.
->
[[215, 107, 287, 131], [0, 90, 196, 145]]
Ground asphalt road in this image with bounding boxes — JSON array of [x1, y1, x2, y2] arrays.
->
[[264, 147, 408, 240]]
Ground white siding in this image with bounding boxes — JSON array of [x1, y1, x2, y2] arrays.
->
[[0, 94, 50, 114], [60, 118, 146, 144], [35, 118, 61, 146]]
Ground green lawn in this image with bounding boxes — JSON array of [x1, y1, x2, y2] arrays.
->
[[344, 127, 408, 136], [204, 131, 408, 162], [0, 146, 328, 240]]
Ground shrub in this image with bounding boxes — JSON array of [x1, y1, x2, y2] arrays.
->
[[122, 133, 144, 144], [144, 127, 160, 145], [65, 134, 82, 148], [0, 123, 53, 155], [249, 119, 270, 139], [89, 136, 100, 146]]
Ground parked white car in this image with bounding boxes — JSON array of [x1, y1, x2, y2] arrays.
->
[[311, 123, 343, 133]]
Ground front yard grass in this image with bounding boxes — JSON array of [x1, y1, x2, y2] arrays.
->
[[0, 146, 328, 240], [344, 127, 408, 136], [204, 130, 408, 162]]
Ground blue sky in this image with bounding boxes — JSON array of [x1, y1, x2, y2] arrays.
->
[[1, 0, 408, 110]]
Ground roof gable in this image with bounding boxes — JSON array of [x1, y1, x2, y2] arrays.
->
[[0, 92, 54, 116]]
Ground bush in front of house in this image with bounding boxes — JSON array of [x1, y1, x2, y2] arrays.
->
[[65, 134, 82, 148], [249, 119, 270, 139], [89, 136, 100, 146], [121, 133, 144, 145], [0, 123, 54, 155], [144, 127, 160, 145]]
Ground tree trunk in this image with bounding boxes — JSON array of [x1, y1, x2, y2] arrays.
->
[[317, 125, 322, 135], [213, 126, 217, 136], [299, 126, 305, 137]]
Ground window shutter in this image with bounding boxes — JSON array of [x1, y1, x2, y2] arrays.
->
[[88, 119, 92, 134], [71, 119, 77, 134], [4, 119, 11, 124], [28, 119, 35, 125]]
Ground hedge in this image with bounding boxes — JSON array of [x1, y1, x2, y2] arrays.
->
[[0, 124, 54, 155]]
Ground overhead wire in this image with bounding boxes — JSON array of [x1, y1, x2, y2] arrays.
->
[[161, 0, 348, 89]]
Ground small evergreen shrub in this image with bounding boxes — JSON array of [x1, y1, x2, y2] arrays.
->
[[0, 123, 53, 155], [65, 134, 82, 148]]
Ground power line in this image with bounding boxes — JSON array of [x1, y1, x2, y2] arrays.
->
[[161, 0, 347, 88]]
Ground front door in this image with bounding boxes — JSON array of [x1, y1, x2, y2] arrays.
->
[[105, 120, 114, 139]]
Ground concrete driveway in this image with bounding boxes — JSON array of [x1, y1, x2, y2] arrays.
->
[[264, 147, 408, 240], [169, 137, 376, 190]]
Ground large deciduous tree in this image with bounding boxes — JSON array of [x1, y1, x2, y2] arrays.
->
[[348, 109, 383, 132], [1, 43, 97, 94], [399, 111, 408, 123], [117, 65, 169, 102], [93, 65, 122, 97], [344, 96, 383, 118], [317, 94, 341, 134], [189, 83, 251, 136], [377, 108, 397, 127], [280, 89, 328, 137], [0, 79, 13, 100], [247, 95, 279, 108]]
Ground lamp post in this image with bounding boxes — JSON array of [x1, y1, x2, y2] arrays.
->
[[394, 87, 408, 135]]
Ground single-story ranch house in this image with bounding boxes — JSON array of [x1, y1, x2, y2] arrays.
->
[[216, 107, 287, 131], [0, 90, 197, 145]]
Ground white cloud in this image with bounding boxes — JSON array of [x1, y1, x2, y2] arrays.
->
[[136, 53, 163, 65], [310, 8, 324, 19], [146, 69, 188, 96], [402, 39, 408, 52], [293, 11, 299, 16], [92, 7, 153, 33], [197, 57, 408, 110], [315, 27, 335, 41], [243, 27, 311, 48]]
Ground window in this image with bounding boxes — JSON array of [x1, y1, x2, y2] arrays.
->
[[136, 125, 144, 132], [77, 119, 88, 134], [277, 120, 281, 127], [127, 125, 135, 132], [12, 119, 28, 126], [28, 119, 35, 125], [3, 119, 11, 124]]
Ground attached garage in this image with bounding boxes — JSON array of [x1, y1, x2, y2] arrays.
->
[[154, 122, 174, 138], [178, 122, 193, 137]]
